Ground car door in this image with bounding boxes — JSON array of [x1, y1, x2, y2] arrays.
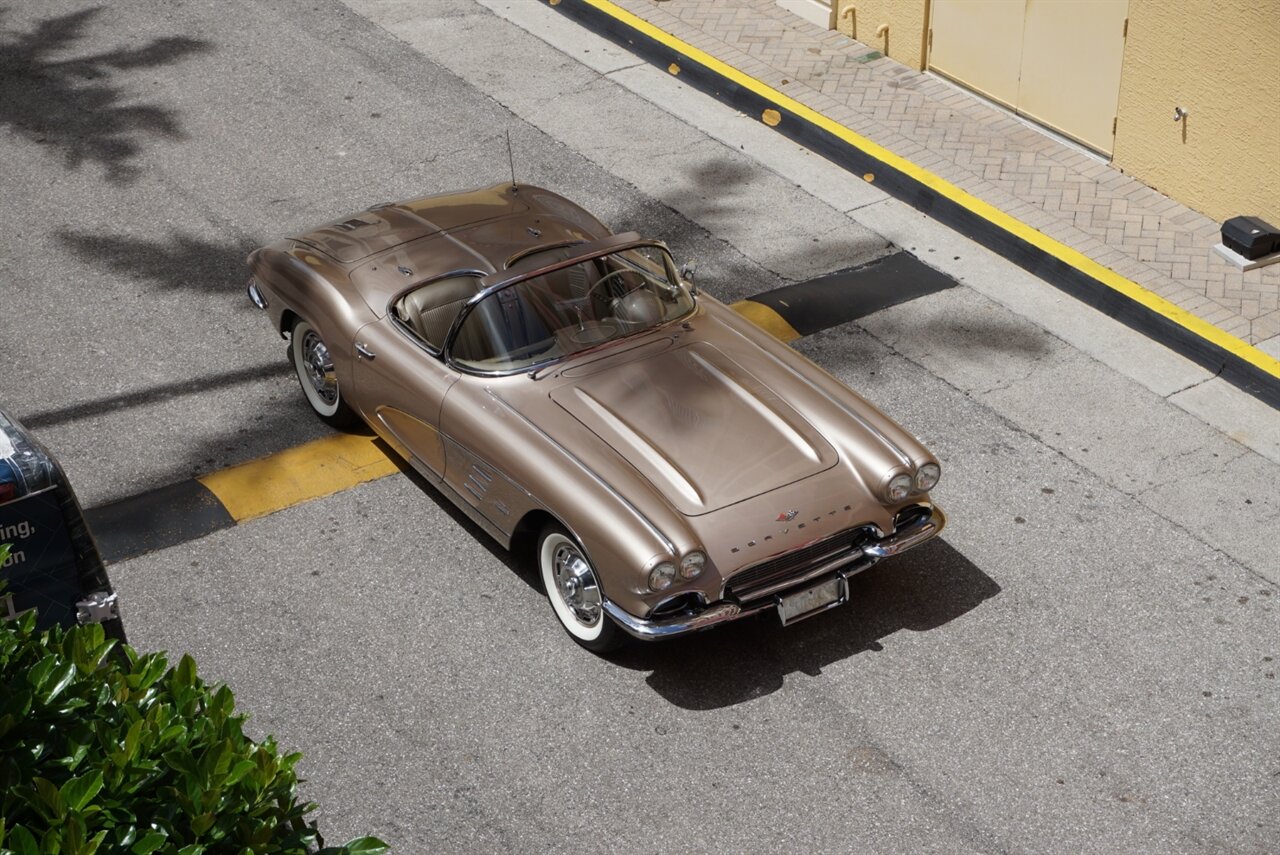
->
[[351, 314, 458, 480]]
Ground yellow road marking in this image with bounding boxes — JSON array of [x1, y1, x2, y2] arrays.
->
[[732, 300, 802, 343], [578, 0, 1280, 381], [198, 433, 399, 522]]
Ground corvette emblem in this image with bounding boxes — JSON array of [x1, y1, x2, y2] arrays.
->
[[776, 509, 799, 522]]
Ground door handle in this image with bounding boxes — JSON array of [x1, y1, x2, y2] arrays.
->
[[355, 342, 375, 360]]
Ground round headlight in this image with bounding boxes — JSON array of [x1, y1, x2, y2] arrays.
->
[[915, 462, 941, 492], [679, 551, 706, 580], [886, 472, 913, 502], [648, 562, 676, 592]]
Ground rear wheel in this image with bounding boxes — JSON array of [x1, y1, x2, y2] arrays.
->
[[538, 525, 626, 653], [290, 318, 360, 429]]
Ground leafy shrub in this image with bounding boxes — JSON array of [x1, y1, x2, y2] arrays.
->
[[0, 546, 386, 855]]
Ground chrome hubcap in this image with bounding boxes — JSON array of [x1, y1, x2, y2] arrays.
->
[[553, 543, 601, 627], [301, 331, 338, 405]]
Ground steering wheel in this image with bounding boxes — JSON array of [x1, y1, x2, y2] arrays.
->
[[585, 269, 645, 307]]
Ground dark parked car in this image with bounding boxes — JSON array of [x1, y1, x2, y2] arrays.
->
[[0, 407, 124, 640]]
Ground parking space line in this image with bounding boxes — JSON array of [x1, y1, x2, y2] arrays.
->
[[197, 433, 398, 522], [730, 300, 802, 343], [85, 434, 398, 563]]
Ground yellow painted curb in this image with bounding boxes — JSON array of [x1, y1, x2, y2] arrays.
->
[[198, 433, 399, 522], [578, 0, 1280, 382], [731, 300, 802, 343]]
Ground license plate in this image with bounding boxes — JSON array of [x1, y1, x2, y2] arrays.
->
[[776, 575, 848, 626]]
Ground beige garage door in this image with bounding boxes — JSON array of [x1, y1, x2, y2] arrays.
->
[[929, 0, 1129, 155]]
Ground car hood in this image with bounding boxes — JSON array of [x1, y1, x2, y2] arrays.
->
[[549, 342, 839, 516]]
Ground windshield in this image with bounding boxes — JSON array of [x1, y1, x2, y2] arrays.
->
[[449, 245, 694, 373]]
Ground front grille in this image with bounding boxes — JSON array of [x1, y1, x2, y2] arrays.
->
[[725, 526, 872, 600]]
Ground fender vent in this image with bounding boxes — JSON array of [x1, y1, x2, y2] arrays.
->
[[463, 465, 492, 501]]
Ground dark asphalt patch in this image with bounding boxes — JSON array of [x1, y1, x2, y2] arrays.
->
[[751, 251, 958, 336], [86, 479, 234, 564]]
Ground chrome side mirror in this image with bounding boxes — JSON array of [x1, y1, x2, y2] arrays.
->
[[679, 262, 698, 294]]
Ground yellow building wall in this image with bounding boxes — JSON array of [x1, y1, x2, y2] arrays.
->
[[1113, 0, 1280, 224], [834, 0, 1279, 224], [834, 0, 928, 70]]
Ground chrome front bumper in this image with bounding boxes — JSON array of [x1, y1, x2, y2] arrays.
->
[[603, 503, 947, 641]]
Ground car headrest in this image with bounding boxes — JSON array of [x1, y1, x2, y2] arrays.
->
[[398, 277, 481, 348]]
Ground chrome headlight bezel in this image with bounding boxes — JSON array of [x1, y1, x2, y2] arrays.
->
[[648, 561, 677, 592], [915, 462, 941, 492], [885, 472, 914, 503], [679, 550, 706, 580]]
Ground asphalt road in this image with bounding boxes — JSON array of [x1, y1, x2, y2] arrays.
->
[[1, 0, 1277, 852]]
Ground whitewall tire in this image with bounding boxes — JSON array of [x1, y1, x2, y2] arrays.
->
[[538, 525, 626, 653], [290, 319, 359, 429]]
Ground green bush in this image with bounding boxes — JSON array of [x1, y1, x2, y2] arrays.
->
[[0, 545, 387, 855]]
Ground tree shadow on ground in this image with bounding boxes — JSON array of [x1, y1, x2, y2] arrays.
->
[[58, 229, 255, 294], [605, 156, 894, 303], [0, 7, 212, 184], [608, 538, 1000, 710], [859, 313, 1056, 361], [20, 362, 292, 431]]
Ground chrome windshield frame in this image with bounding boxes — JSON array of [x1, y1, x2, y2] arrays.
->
[[442, 234, 695, 377]]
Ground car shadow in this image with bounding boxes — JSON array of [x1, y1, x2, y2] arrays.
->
[[369, 428, 994, 709], [608, 538, 1000, 710], [0, 7, 212, 184], [379, 449, 999, 712]]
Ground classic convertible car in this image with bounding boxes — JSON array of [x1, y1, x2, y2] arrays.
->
[[248, 183, 945, 652]]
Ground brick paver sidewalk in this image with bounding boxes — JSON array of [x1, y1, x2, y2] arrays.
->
[[614, 0, 1280, 353]]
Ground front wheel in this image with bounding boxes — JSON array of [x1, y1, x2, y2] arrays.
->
[[538, 525, 626, 653], [290, 319, 360, 429]]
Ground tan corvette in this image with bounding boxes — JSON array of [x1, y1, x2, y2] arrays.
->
[[247, 183, 945, 652]]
